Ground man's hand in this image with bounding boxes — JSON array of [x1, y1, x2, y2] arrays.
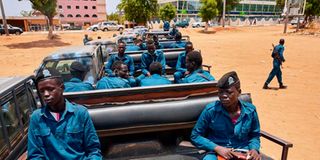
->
[[214, 146, 233, 159], [247, 149, 261, 160], [147, 72, 151, 77], [184, 71, 190, 76]]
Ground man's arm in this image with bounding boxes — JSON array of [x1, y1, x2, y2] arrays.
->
[[83, 109, 102, 160], [141, 53, 150, 76], [190, 105, 218, 151], [105, 56, 114, 75], [279, 46, 285, 62], [159, 51, 166, 75], [248, 110, 261, 152], [128, 56, 135, 76], [27, 114, 46, 159], [176, 53, 187, 73]]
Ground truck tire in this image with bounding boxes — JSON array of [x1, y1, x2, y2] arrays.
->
[[118, 27, 123, 31], [93, 27, 98, 32], [15, 31, 21, 35], [103, 28, 108, 32]]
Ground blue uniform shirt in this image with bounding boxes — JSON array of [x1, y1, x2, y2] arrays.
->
[[163, 21, 170, 31], [27, 100, 102, 160], [96, 76, 131, 89], [140, 74, 172, 86], [169, 28, 179, 36], [191, 100, 261, 152], [141, 50, 166, 76], [169, 41, 186, 48], [178, 69, 215, 83], [126, 45, 141, 51], [176, 51, 187, 73], [64, 78, 94, 92], [105, 54, 135, 76], [273, 44, 285, 65]]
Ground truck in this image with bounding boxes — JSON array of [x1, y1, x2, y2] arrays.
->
[[88, 22, 125, 32]]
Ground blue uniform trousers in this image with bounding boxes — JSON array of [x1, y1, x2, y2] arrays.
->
[[266, 60, 282, 85]]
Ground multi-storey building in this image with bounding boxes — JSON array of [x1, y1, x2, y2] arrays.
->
[[57, 0, 106, 27], [158, 0, 282, 19]]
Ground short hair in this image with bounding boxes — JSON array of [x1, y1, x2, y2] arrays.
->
[[175, 32, 182, 41], [185, 41, 193, 48], [187, 50, 202, 67], [111, 61, 126, 71], [149, 62, 162, 75], [146, 39, 154, 46], [279, 38, 285, 45]]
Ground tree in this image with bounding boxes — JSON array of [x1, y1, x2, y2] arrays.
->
[[118, 0, 158, 25], [199, 0, 218, 31], [159, 3, 176, 21], [20, 10, 34, 17], [20, 0, 57, 39], [107, 12, 125, 24], [216, 0, 240, 17]]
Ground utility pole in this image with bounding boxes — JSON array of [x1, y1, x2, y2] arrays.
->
[[283, 0, 289, 34], [222, 0, 226, 27], [0, 0, 9, 36]]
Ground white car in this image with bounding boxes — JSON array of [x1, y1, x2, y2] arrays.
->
[[290, 18, 304, 25], [88, 22, 124, 32], [192, 22, 206, 28]]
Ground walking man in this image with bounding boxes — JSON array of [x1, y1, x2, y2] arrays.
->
[[263, 39, 287, 89]]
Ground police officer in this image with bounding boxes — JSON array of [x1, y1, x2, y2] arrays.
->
[[64, 61, 94, 92], [28, 68, 102, 159], [169, 32, 186, 48], [83, 34, 90, 45], [263, 39, 287, 89], [97, 61, 131, 89], [163, 20, 170, 31], [178, 50, 215, 83], [138, 62, 171, 87], [174, 41, 194, 82], [191, 71, 261, 160]]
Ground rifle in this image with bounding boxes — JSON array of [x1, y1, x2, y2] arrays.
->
[[271, 44, 283, 67]]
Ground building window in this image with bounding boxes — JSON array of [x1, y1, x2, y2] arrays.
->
[[92, 14, 97, 18], [67, 14, 73, 17], [76, 6, 80, 9], [58, 5, 62, 9], [92, 6, 96, 9], [76, 14, 81, 17], [84, 14, 89, 17], [60, 14, 64, 17], [67, 5, 71, 9], [84, 6, 88, 9]]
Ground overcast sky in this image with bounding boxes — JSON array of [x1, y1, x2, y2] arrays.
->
[[0, 0, 120, 16]]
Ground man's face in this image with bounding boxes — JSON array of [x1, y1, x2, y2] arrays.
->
[[186, 56, 194, 72], [218, 86, 240, 109], [118, 43, 126, 55], [37, 78, 64, 109], [117, 64, 129, 79], [147, 44, 156, 54], [185, 45, 194, 53]]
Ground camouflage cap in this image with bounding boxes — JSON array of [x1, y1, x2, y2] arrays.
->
[[217, 71, 240, 89], [36, 68, 62, 83], [70, 61, 87, 72]]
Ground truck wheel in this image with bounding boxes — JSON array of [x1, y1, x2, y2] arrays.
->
[[103, 28, 108, 32], [118, 27, 123, 31], [197, 24, 200, 28], [15, 31, 21, 35], [93, 28, 98, 32]]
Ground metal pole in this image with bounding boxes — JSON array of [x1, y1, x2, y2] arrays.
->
[[222, 0, 226, 27], [296, 16, 300, 32], [283, 0, 289, 33], [0, 0, 9, 36]]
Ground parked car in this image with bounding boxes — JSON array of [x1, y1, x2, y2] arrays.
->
[[290, 18, 304, 25], [0, 24, 23, 35], [192, 21, 206, 28], [175, 20, 189, 28], [87, 22, 124, 32], [0, 76, 39, 160]]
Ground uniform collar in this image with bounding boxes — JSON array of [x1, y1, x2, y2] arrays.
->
[[115, 54, 128, 60], [151, 74, 162, 78], [40, 100, 75, 119], [69, 78, 82, 83]]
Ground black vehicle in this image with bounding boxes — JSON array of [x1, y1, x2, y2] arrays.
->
[[0, 24, 23, 35], [0, 76, 39, 160]]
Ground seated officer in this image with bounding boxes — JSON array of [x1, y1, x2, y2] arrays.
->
[[138, 62, 171, 87], [140, 40, 166, 77], [163, 20, 170, 31], [169, 24, 179, 38], [178, 51, 215, 83], [169, 32, 186, 48], [64, 61, 94, 92], [96, 61, 131, 89], [28, 68, 102, 159], [153, 35, 164, 49], [126, 39, 142, 51], [105, 41, 135, 77], [191, 71, 261, 160], [174, 41, 194, 82]]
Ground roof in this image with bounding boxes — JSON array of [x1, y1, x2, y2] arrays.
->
[[86, 39, 116, 45], [43, 45, 97, 61], [0, 76, 30, 97]]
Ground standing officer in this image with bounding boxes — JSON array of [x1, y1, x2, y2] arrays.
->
[[191, 71, 261, 160], [163, 20, 170, 31], [28, 68, 102, 159], [178, 51, 215, 83], [263, 39, 287, 89], [64, 61, 94, 92]]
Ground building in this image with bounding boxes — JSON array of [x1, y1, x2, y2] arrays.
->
[[57, 0, 106, 27], [0, 16, 60, 31], [158, 0, 282, 19]]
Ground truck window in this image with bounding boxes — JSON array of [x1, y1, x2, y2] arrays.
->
[[0, 113, 6, 157], [1, 100, 20, 143], [15, 90, 32, 125]]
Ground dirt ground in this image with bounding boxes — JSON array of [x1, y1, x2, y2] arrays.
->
[[1, 25, 319, 160]]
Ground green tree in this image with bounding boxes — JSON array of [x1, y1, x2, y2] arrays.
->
[[107, 12, 125, 24], [216, 0, 240, 17], [118, 0, 158, 25], [20, 0, 57, 39], [159, 3, 176, 21], [199, 0, 218, 31], [305, 0, 320, 22]]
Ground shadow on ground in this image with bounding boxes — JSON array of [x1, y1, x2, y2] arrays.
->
[[5, 36, 71, 49]]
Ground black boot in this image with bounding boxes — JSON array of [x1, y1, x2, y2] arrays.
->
[[279, 83, 287, 89], [263, 83, 270, 89]]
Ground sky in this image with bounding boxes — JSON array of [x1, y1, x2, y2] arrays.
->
[[0, 0, 120, 16]]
